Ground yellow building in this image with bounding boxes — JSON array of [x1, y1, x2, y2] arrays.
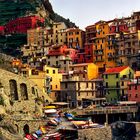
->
[[43, 65, 62, 101], [67, 63, 98, 81], [66, 28, 85, 48], [20, 65, 62, 101]]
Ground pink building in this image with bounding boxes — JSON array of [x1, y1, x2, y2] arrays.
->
[[109, 19, 129, 33], [74, 43, 94, 64], [48, 45, 77, 62], [128, 78, 140, 102]]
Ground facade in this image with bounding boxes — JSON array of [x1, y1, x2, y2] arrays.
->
[[43, 65, 62, 101], [5, 16, 45, 34], [21, 27, 50, 68], [128, 78, 140, 102], [66, 63, 98, 81], [45, 45, 77, 73], [59, 79, 104, 108], [91, 21, 116, 73], [85, 24, 96, 43], [74, 43, 94, 64], [116, 31, 140, 70], [20, 65, 62, 101], [109, 19, 129, 33], [103, 66, 134, 103], [66, 28, 85, 48], [47, 22, 67, 45]]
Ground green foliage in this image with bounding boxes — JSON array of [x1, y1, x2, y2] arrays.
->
[[0, 96, 4, 106]]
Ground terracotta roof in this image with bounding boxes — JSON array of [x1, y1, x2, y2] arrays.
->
[[104, 66, 128, 74]]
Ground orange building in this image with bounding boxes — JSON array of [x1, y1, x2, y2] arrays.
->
[[90, 21, 116, 73], [66, 28, 85, 48]]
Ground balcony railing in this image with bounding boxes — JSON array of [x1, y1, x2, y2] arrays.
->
[[95, 59, 104, 62]]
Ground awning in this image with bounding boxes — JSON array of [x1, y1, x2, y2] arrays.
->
[[44, 109, 57, 113], [51, 102, 69, 106], [43, 105, 56, 109]]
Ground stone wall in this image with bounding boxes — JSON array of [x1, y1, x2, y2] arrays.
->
[[14, 119, 48, 135], [78, 126, 112, 140], [0, 68, 52, 114]]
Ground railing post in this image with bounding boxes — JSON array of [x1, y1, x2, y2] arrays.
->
[[105, 109, 108, 126]]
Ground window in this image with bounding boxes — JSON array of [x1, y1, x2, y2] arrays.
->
[[56, 85, 58, 89], [32, 87, 35, 95], [121, 81, 124, 86], [135, 85, 137, 90], [83, 74, 85, 78], [86, 83, 88, 88], [129, 85, 131, 90], [105, 74, 108, 79], [53, 70, 55, 74], [78, 92, 80, 96], [48, 61, 50, 65], [106, 82, 108, 87], [116, 74, 119, 78], [135, 94, 138, 98], [9, 80, 18, 101], [116, 82, 119, 87], [56, 61, 58, 65], [64, 60, 66, 64], [20, 83, 28, 100], [46, 69, 49, 73], [65, 83, 67, 88]]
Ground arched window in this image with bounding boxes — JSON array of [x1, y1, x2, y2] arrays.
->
[[31, 87, 35, 95], [9, 80, 18, 101], [23, 124, 29, 134], [20, 83, 28, 100]]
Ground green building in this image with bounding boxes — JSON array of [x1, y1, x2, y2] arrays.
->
[[103, 66, 134, 103]]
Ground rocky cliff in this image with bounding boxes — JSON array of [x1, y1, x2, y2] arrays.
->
[[0, 0, 76, 27]]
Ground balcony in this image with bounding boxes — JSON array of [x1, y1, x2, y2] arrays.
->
[[95, 59, 104, 62], [73, 70, 87, 74], [125, 53, 132, 57], [104, 85, 120, 89], [94, 51, 104, 56]]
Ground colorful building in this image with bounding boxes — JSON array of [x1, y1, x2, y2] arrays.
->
[[66, 63, 98, 81], [47, 22, 67, 45], [74, 43, 94, 64], [116, 31, 140, 70], [109, 19, 129, 33], [85, 24, 96, 43], [21, 27, 49, 68], [45, 45, 77, 73], [43, 65, 62, 101], [20, 65, 62, 101], [66, 27, 85, 48], [5, 15, 45, 34], [59, 79, 104, 108], [128, 78, 140, 103], [90, 21, 116, 73], [103, 66, 134, 103]]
